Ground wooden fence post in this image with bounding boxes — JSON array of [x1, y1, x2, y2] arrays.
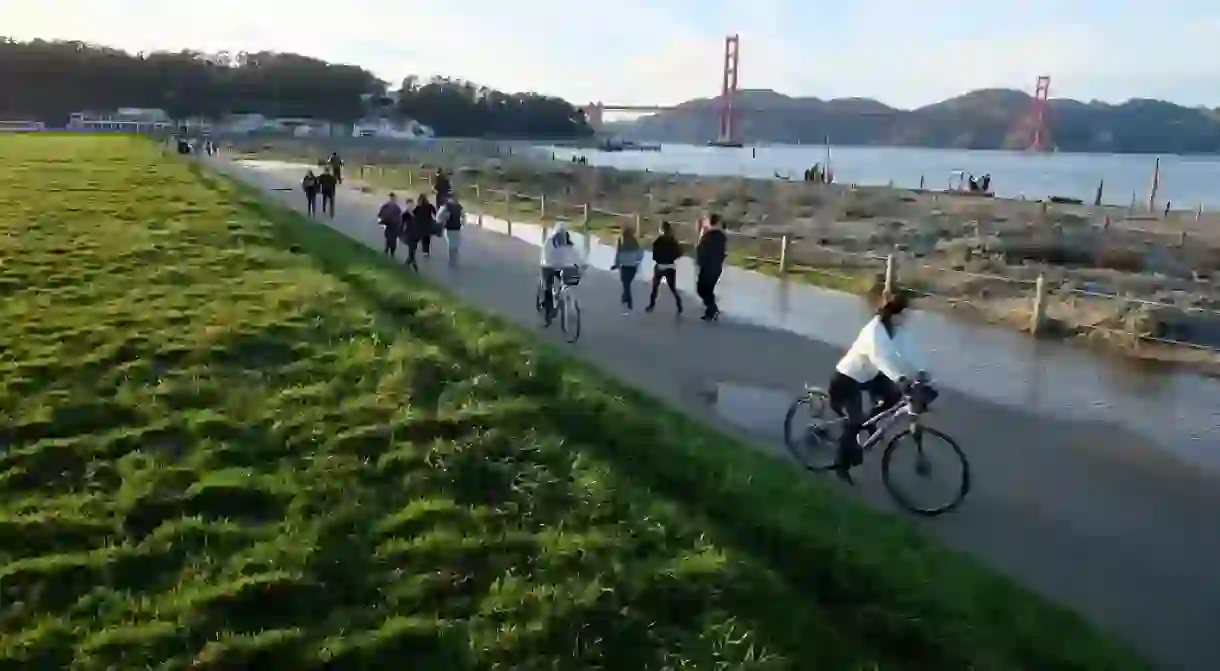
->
[[540, 194, 547, 219], [884, 254, 896, 295], [779, 235, 791, 273], [1030, 274, 1047, 335]]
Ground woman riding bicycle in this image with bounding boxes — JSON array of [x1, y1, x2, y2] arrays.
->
[[828, 290, 920, 484], [539, 220, 585, 327]]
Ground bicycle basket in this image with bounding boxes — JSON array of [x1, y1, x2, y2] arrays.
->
[[560, 267, 582, 286], [908, 383, 939, 413]]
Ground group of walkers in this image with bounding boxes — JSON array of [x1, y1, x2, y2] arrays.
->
[[301, 152, 345, 218], [607, 213, 727, 321], [375, 189, 464, 270]]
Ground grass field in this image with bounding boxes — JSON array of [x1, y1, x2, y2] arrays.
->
[[0, 135, 1146, 670]]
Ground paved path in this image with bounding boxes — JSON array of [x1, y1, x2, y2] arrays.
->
[[220, 158, 1220, 671]]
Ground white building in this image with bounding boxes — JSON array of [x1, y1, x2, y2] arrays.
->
[[351, 117, 434, 139], [68, 108, 174, 132], [0, 120, 45, 132]]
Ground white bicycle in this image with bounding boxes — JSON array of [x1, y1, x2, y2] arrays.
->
[[782, 374, 971, 516], [536, 265, 583, 343]]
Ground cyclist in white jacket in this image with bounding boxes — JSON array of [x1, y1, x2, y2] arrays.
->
[[539, 220, 585, 326], [827, 290, 919, 483]]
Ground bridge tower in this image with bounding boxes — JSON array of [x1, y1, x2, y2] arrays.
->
[[714, 34, 741, 147], [581, 102, 604, 131], [1028, 75, 1051, 152]]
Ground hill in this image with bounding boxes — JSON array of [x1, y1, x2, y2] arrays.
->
[[0, 38, 591, 138], [610, 88, 1220, 154]]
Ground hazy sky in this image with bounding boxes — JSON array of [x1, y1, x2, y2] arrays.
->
[[4, 0, 1219, 109]]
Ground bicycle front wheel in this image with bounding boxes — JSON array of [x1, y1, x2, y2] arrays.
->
[[881, 425, 970, 516], [560, 292, 581, 343], [782, 390, 840, 471]]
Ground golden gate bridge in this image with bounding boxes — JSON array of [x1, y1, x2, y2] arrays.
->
[[581, 35, 1053, 151]]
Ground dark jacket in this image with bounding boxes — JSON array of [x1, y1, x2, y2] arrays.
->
[[651, 234, 684, 266], [413, 201, 438, 235], [302, 175, 318, 192], [378, 202, 403, 237], [318, 173, 337, 195], [441, 202, 464, 231], [696, 229, 727, 269]]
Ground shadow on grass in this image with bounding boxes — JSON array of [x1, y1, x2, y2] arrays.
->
[[205, 163, 1149, 671]]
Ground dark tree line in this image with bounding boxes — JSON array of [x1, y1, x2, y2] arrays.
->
[[0, 38, 593, 138], [392, 75, 591, 138]]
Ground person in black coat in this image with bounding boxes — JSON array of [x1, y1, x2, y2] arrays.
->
[[412, 194, 437, 257], [646, 221, 684, 314], [695, 213, 727, 321], [301, 170, 319, 217]]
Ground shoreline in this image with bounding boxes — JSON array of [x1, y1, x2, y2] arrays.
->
[[231, 138, 1220, 377]]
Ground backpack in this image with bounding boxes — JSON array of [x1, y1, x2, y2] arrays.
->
[[443, 203, 464, 230]]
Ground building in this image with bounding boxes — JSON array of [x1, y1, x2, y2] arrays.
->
[[0, 120, 45, 132], [68, 108, 174, 132], [351, 117, 434, 140]]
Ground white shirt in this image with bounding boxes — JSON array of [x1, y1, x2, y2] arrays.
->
[[540, 226, 584, 268], [835, 315, 912, 383]]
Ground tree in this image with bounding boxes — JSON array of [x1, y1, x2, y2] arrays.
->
[[0, 38, 593, 138], [394, 76, 592, 138]]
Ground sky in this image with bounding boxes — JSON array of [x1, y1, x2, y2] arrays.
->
[[4, 0, 1220, 111]]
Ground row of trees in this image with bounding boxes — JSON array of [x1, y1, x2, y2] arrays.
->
[[0, 38, 592, 138]]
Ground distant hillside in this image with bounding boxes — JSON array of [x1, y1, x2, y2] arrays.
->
[[610, 88, 1220, 154]]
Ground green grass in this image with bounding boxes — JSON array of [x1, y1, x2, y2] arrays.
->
[[0, 134, 1146, 670]]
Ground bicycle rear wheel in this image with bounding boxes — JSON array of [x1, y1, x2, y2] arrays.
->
[[782, 389, 840, 471], [881, 425, 970, 516], [560, 292, 581, 343]]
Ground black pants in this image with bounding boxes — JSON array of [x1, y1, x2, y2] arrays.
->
[[383, 232, 398, 257], [321, 192, 335, 217], [540, 267, 562, 323], [696, 265, 723, 318], [827, 372, 902, 466], [647, 267, 682, 312], [420, 231, 432, 255], [619, 265, 638, 309], [305, 189, 318, 216], [405, 236, 420, 270]]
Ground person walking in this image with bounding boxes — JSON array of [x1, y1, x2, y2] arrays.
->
[[327, 152, 344, 184], [695, 213, 727, 321], [302, 170, 319, 217], [433, 168, 452, 208], [646, 221, 684, 315], [437, 194, 466, 268], [318, 167, 337, 218], [610, 228, 645, 314], [377, 193, 404, 260], [412, 194, 437, 258], [402, 201, 422, 271]]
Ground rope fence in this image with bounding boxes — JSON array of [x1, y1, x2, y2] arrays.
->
[[352, 163, 1220, 358]]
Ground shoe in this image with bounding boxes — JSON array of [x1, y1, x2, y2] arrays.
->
[[645, 305, 655, 313], [833, 466, 855, 486]]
